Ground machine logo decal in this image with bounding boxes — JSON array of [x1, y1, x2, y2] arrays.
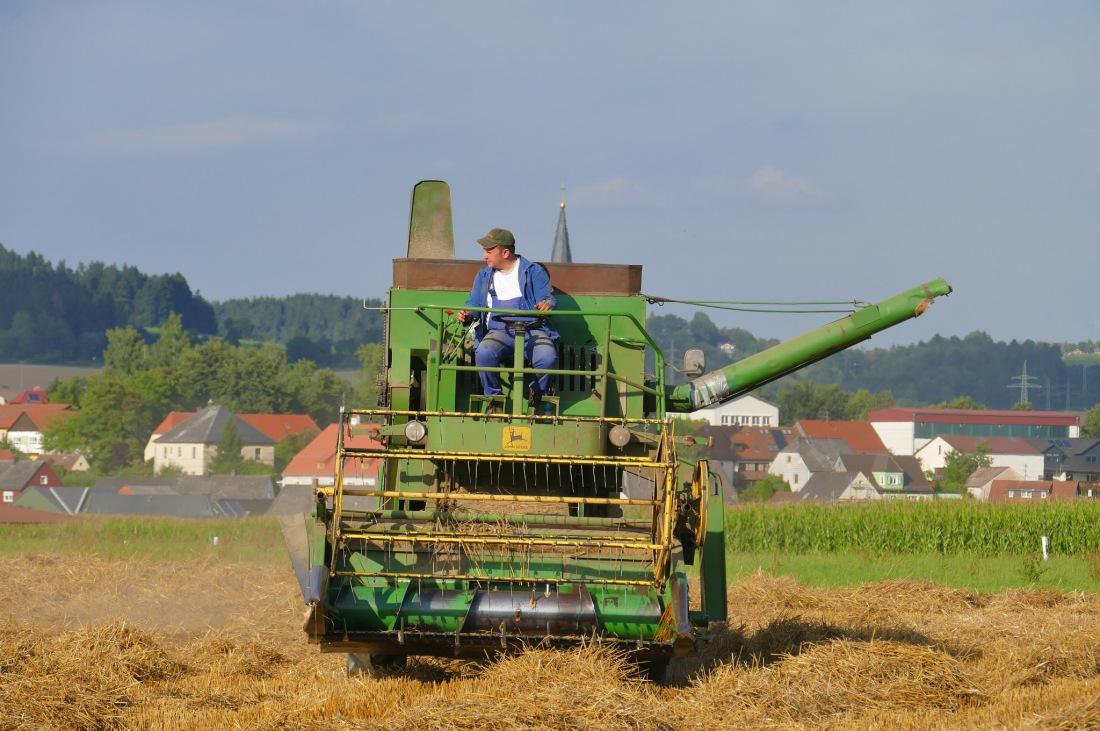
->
[[502, 425, 532, 452]]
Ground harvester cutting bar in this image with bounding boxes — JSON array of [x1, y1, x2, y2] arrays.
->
[[340, 532, 664, 552], [332, 571, 659, 588], [357, 510, 652, 529], [336, 490, 659, 507], [341, 451, 664, 469]]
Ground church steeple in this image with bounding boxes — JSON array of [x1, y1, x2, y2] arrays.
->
[[551, 184, 573, 263]]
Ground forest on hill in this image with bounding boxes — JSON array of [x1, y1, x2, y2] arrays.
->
[[4, 243, 1100, 411]]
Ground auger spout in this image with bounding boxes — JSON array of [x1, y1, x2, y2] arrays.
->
[[665, 278, 953, 413]]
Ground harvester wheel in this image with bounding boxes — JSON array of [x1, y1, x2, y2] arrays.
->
[[347, 653, 407, 678]]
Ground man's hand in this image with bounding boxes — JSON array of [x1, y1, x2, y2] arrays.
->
[[456, 310, 471, 324], [535, 301, 552, 312]]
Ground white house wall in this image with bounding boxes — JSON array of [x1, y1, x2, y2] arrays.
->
[[916, 438, 1045, 482], [769, 452, 811, 491], [870, 422, 919, 455], [689, 394, 780, 427]]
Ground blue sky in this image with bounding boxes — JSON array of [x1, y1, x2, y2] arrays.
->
[[2, 2, 1098, 347]]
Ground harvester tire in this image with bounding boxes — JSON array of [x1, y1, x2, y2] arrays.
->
[[347, 653, 407, 678]]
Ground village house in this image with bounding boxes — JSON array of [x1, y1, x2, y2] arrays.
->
[[0, 461, 64, 504], [0, 404, 73, 457], [152, 403, 275, 476], [696, 424, 797, 498], [794, 419, 888, 453], [689, 393, 779, 428], [768, 438, 855, 492], [965, 466, 1022, 501], [1024, 437, 1100, 483], [988, 479, 1084, 503], [145, 410, 319, 461], [277, 422, 384, 514], [915, 435, 1044, 481]]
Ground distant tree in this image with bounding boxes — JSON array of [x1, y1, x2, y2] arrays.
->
[[103, 327, 150, 377], [844, 389, 894, 420], [45, 376, 148, 472], [48, 375, 89, 408], [209, 419, 244, 474], [356, 343, 386, 408], [741, 474, 790, 503], [1011, 401, 1034, 411], [1081, 404, 1100, 438], [941, 441, 993, 494], [776, 381, 851, 425], [149, 312, 193, 368], [931, 396, 987, 410]]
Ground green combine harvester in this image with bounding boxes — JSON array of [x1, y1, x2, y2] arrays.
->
[[281, 180, 952, 679]]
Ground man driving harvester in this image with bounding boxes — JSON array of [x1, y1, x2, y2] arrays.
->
[[456, 227, 559, 407]]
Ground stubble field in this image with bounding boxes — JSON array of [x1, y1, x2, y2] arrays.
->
[[3, 552, 1100, 730]]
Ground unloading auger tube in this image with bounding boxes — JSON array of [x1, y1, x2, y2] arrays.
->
[[665, 278, 953, 413]]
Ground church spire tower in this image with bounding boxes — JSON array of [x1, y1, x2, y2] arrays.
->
[[551, 184, 573, 263]]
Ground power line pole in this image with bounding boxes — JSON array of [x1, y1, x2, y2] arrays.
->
[[1008, 360, 1041, 407]]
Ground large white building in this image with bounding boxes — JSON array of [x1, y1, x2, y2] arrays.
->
[[868, 408, 1080, 456], [690, 393, 779, 427]]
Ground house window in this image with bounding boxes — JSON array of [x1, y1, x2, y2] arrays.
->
[[254, 448, 261, 459], [178, 447, 182, 457], [40, 475, 48, 485], [1008, 490, 1016, 497], [762, 416, 771, 426], [164, 447, 168, 458], [794, 474, 799, 484], [1022, 490, 1033, 499], [3, 492, 12, 503]]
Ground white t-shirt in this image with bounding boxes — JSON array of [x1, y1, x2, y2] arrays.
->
[[489, 259, 522, 305]]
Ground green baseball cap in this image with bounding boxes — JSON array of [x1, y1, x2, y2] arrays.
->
[[477, 228, 515, 249]]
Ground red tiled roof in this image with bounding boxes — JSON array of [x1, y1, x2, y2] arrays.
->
[[282, 423, 383, 479], [0, 449, 14, 461], [238, 414, 320, 442], [152, 411, 319, 442], [10, 387, 50, 404], [796, 420, 887, 453], [151, 411, 195, 436], [936, 435, 1041, 455], [868, 407, 1078, 427], [988, 479, 1055, 501], [0, 404, 73, 430]]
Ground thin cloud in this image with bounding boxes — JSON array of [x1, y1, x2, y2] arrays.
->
[[748, 165, 825, 201], [570, 176, 660, 206], [88, 116, 332, 154]]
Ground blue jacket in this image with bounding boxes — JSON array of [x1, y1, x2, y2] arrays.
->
[[464, 256, 559, 340]]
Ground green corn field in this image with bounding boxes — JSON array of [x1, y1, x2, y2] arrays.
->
[[725, 500, 1100, 556]]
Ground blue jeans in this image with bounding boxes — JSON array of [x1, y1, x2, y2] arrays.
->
[[475, 328, 557, 396]]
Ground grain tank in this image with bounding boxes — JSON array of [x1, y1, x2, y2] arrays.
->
[[281, 180, 952, 679]]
